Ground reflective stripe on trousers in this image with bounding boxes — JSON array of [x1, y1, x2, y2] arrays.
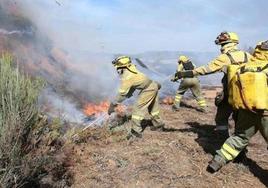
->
[[175, 95, 182, 102], [151, 110, 160, 116], [131, 114, 144, 121], [198, 99, 206, 107], [220, 143, 240, 161]]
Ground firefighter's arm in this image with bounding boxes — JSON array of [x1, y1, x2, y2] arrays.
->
[[177, 63, 184, 72], [193, 54, 230, 76], [114, 80, 133, 103], [109, 82, 132, 115], [171, 64, 183, 82]]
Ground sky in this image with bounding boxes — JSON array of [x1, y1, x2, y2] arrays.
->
[[18, 0, 268, 54]]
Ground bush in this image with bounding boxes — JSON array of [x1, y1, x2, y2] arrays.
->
[[0, 53, 45, 187], [0, 54, 74, 188]]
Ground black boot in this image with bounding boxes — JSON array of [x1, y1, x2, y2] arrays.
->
[[207, 155, 226, 173], [126, 129, 142, 140], [150, 125, 164, 131], [172, 105, 180, 111], [216, 130, 229, 141], [197, 107, 207, 113]]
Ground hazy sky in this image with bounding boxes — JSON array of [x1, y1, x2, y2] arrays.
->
[[19, 0, 268, 54]]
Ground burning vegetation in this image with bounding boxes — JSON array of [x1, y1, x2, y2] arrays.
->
[[83, 101, 126, 117], [83, 101, 110, 117], [0, 1, 267, 188]]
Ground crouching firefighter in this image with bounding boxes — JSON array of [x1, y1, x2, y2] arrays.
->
[[174, 31, 252, 139], [207, 40, 268, 173], [108, 56, 165, 139], [171, 55, 207, 112]]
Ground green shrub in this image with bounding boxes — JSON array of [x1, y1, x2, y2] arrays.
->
[[0, 53, 45, 187]]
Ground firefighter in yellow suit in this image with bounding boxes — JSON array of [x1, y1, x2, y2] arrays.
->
[[171, 55, 207, 112], [175, 31, 252, 138], [207, 40, 268, 173], [108, 56, 165, 139]]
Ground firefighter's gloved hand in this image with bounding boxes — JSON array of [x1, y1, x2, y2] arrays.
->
[[215, 91, 224, 106], [170, 77, 178, 82], [156, 82, 162, 90], [170, 74, 178, 82], [108, 103, 117, 115], [175, 71, 194, 79]]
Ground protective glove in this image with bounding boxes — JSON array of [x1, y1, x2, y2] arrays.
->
[[156, 81, 162, 90], [175, 70, 194, 79], [170, 74, 178, 82], [170, 77, 178, 82], [214, 91, 224, 106], [108, 102, 118, 115]]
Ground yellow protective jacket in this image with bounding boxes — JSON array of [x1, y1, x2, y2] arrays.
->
[[193, 43, 252, 76], [115, 67, 153, 103]]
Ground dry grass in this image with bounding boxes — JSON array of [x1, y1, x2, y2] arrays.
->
[[69, 97, 268, 188]]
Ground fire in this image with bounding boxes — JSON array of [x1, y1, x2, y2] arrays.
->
[[83, 101, 126, 116], [83, 101, 109, 116], [162, 96, 174, 105]]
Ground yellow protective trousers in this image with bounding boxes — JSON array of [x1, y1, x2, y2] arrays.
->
[[216, 109, 268, 162], [174, 77, 206, 108], [131, 82, 162, 133]]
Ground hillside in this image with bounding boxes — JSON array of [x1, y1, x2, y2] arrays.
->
[[66, 88, 268, 187]]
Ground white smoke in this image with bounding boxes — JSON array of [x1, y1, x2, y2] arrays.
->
[[40, 89, 86, 123], [0, 0, 119, 123], [15, 0, 118, 100], [0, 28, 33, 36]]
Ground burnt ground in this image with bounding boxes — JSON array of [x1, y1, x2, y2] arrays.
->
[[67, 88, 268, 188]]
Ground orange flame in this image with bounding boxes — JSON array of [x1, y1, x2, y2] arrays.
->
[[83, 101, 109, 116], [83, 101, 126, 116], [162, 96, 174, 105]]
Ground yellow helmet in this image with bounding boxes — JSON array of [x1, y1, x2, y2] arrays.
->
[[252, 40, 268, 61], [112, 56, 131, 68], [112, 56, 138, 73], [178, 55, 189, 63], [215, 31, 239, 45]]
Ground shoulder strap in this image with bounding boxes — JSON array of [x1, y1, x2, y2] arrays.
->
[[240, 65, 246, 73], [226, 52, 236, 64], [243, 52, 248, 63], [261, 63, 268, 71], [227, 51, 249, 65]]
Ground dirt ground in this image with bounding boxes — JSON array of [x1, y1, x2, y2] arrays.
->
[[67, 88, 268, 188]]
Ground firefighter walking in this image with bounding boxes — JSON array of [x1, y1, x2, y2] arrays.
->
[[108, 56, 165, 139], [171, 55, 207, 112], [208, 41, 268, 172], [174, 31, 252, 139]]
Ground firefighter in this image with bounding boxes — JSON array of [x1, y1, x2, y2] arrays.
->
[[171, 55, 207, 112], [108, 56, 165, 139], [207, 40, 268, 173], [175, 31, 252, 139]]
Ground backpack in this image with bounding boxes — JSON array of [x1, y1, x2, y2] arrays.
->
[[228, 61, 268, 111]]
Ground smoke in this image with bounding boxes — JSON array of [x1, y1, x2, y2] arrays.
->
[[14, 0, 118, 100], [0, 28, 33, 36], [0, 0, 225, 123], [0, 0, 120, 123], [16, 1, 105, 53], [40, 88, 86, 123], [1, 0, 118, 99]]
